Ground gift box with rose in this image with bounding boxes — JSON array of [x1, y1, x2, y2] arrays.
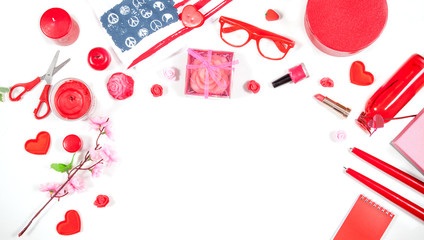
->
[[185, 48, 237, 98]]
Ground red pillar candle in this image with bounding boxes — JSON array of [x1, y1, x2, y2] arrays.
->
[[51, 79, 94, 120], [40, 8, 79, 46]]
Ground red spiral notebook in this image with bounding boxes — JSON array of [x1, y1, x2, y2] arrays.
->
[[333, 195, 395, 240]]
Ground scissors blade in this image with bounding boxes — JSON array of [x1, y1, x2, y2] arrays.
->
[[40, 58, 71, 80], [44, 50, 60, 84]]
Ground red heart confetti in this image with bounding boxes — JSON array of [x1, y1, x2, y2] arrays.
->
[[265, 9, 280, 21], [24, 131, 51, 155], [368, 114, 385, 129], [350, 61, 374, 86], [56, 210, 81, 236], [181, 5, 204, 28]]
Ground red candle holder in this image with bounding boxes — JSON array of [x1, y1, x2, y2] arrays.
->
[[50, 78, 94, 120], [40, 8, 79, 46]]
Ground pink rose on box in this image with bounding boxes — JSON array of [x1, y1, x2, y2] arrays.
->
[[107, 72, 134, 100], [185, 49, 235, 98], [162, 67, 177, 81]]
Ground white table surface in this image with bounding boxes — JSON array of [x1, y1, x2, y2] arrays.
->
[[1, 0, 424, 239]]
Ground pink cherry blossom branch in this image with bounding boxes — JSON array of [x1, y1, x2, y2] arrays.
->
[[18, 125, 107, 237]]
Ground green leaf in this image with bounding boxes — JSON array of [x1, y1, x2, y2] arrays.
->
[[0, 94, 3, 102], [50, 163, 70, 173], [66, 154, 75, 169], [50, 154, 76, 173], [0, 87, 9, 93]]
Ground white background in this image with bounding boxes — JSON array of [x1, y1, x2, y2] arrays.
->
[[1, 0, 424, 239]]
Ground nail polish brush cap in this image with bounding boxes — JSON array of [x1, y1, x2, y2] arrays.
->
[[272, 63, 309, 88]]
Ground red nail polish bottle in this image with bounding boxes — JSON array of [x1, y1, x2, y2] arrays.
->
[[357, 54, 424, 134]]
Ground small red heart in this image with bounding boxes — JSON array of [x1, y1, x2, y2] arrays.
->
[[350, 61, 374, 86], [265, 9, 280, 21], [24, 131, 51, 155], [56, 210, 81, 236], [181, 5, 204, 28], [368, 114, 385, 129]]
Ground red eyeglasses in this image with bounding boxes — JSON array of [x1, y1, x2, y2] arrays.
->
[[219, 16, 295, 60]]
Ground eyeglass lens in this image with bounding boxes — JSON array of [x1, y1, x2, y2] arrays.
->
[[221, 21, 289, 59]]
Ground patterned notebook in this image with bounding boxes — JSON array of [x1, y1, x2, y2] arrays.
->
[[333, 195, 394, 240]]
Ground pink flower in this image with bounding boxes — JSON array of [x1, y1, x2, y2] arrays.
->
[[89, 117, 113, 139], [89, 145, 117, 166], [107, 72, 134, 100], [100, 145, 117, 166], [91, 163, 104, 178], [40, 182, 60, 196], [65, 177, 85, 194], [333, 130, 347, 142], [89, 117, 109, 130], [162, 67, 177, 81]]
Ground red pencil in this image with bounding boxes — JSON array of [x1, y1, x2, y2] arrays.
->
[[345, 167, 424, 221], [351, 147, 424, 194]]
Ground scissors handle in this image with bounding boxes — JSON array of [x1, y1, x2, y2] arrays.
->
[[9, 77, 41, 101], [34, 84, 51, 120]]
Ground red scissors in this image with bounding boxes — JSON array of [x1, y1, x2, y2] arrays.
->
[[9, 50, 70, 119]]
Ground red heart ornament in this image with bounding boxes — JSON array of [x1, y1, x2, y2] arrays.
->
[[24, 131, 51, 155], [350, 61, 374, 86], [181, 5, 204, 28], [56, 210, 81, 236]]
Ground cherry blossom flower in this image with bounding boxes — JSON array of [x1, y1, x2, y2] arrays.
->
[[91, 163, 104, 178], [40, 183, 60, 196], [65, 177, 85, 194]]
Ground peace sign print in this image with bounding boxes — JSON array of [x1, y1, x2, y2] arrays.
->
[[138, 28, 149, 38], [153, 2, 165, 11], [128, 16, 139, 27], [100, 0, 179, 52], [132, 0, 146, 9], [140, 8, 153, 19], [125, 37, 137, 48], [120, 5, 131, 15], [108, 13, 119, 24], [150, 20, 162, 31]]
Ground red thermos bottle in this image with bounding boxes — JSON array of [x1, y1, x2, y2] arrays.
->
[[357, 54, 424, 134]]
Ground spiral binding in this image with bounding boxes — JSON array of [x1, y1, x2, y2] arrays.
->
[[360, 195, 394, 218]]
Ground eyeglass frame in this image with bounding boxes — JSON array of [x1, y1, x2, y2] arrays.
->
[[219, 16, 295, 60]]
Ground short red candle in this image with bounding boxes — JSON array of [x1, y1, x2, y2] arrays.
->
[[63, 134, 82, 153], [40, 8, 79, 46], [346, 168, 424, 221], [51, 79, 93, 120], [88, 47, 111, 71]]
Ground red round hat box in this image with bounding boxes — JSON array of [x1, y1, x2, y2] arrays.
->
[[305, 0, 388, 56]]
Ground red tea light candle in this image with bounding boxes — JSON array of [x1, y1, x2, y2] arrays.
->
[[88, 47, 111, 71], [40, 8, 79, 46], [51, 78, 94, 120]]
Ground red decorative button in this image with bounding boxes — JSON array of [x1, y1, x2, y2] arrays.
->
[[88, 47, 111, 71], [63, 134, 82, 153], [181, 5, 204, 28]]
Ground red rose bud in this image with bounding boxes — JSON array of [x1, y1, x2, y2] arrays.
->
[[94, 194, 109, 208], [247, 80, 260, 94], [151, 84, 163, 97], [320, 77, 334, 87]]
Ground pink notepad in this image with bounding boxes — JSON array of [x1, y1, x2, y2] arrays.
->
[[333, 195, 394, 240], [392, 108, 424, 175]]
